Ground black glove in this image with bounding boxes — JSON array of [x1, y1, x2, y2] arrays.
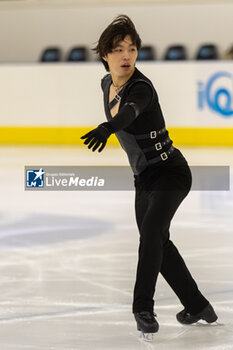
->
[[80, 122, 113, 152]]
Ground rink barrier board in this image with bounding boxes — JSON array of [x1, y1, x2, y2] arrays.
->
[[0, 126, 233, 146]]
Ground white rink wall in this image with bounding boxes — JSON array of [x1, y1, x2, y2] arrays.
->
[[0, 62, 233, 127]]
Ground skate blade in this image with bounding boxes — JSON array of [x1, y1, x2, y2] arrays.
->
[[139, 331, 155, 342], [196, 320, 222, 326]]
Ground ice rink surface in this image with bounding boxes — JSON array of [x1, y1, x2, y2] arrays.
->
[[0, 145, 232, 350]]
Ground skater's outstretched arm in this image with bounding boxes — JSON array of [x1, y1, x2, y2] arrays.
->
[[80, 82, 153, 152]]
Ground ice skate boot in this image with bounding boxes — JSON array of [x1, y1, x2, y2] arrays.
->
[[134, 311, 159, 342], [176, 303, 218, 325]]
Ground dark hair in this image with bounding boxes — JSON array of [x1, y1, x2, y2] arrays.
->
[[93, 14, 141, 71]]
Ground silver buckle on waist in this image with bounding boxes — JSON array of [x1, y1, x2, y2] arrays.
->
[[150, 131, 157, 139], [160, 152, 168, 161], [155, 142, 162, 151]]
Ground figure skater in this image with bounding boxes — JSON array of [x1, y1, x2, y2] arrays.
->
[[81, 14, 217, 341]]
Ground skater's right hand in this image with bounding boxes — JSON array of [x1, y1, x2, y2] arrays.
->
[[80, 122, 112, 152]]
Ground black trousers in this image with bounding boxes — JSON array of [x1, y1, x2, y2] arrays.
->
[[132, 161, 209, 315]]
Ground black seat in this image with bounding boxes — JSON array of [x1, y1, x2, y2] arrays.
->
[[67, 47, 88, 62], [40, 47, 61, 62], [196, 44, 218, 60], [164, 45, 187, 60], [137, 46, 155, 61]]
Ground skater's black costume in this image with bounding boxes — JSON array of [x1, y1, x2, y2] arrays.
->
[[81, 66, 217, 328], [100, 67, 210, 316]]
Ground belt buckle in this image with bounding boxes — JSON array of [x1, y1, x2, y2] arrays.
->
[[155, 142, 162, 151], [150, 131, 157, 139], [161, 152, 168, 161]]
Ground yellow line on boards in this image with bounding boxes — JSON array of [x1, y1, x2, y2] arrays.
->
[[0, 126, 233, 146], [167, 128, 233, 146]]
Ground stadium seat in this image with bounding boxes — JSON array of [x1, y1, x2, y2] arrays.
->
[[67, 47, 88, 62], [164, 45, 187, 60], [137, 46, 155, 61], [196, 44, 218, 60], [40, 47, 61, 62]]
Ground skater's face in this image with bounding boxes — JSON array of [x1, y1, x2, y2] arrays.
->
[[102, 35, 138, 78]]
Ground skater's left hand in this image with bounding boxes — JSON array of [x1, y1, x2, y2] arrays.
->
[[80, 123, 112, 152]]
